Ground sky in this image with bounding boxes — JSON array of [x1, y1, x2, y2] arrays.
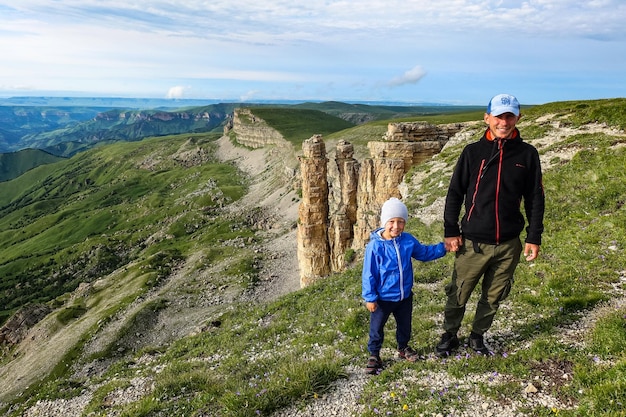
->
[[1, 0, 625, 105]]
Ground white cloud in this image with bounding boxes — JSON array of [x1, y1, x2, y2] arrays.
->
[[7, 1, 626, 41], [239, 90, 260, 101], [387, 66, 427, 87], [166, 86, 189, 99], [1, 0, 625, 103]]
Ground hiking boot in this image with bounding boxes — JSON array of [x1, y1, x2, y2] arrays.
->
[[435, 332, 459, 357], [398, 346, 419, 362], [365, 354, 383, 374], [468, 332, 491, 355]]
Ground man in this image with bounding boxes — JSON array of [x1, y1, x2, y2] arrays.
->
[[436, 93, 545, 356]]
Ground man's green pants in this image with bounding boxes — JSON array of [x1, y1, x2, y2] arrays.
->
[[443, 237, 522, 335]]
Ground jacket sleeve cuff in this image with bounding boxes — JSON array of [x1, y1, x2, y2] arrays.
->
[[525, 237, 542, 245], [444, 226, 461, 238]]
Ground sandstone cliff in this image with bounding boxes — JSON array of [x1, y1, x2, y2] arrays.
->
[[227, 108, 286, 148], [220, 111, 463, 286]]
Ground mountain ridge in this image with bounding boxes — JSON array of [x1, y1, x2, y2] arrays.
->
[[1, 101, 480, 153]]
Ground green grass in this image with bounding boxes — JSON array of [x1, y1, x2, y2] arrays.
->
[[248, 107, 355, 145], [523, 98, 626, 130], [2, 98, 626, 416], [56, 303, 88, 325], [0, 132, 245, 322]]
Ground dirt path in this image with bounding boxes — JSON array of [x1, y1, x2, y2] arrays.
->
[[213, 135, 302, 299]]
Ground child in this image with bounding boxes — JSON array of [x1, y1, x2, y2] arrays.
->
[[362, 197, 448, 374]]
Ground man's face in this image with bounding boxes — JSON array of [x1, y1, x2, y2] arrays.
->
[[383, 217, 405, 239], [484, 112, 521, 139]]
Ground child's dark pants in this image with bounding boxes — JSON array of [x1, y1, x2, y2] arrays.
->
[[367, 293, 413, 355]]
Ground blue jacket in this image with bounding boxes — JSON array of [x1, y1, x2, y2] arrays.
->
[[362, 229, 446, 303]]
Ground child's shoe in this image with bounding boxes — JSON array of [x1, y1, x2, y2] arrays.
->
[[365, 354, 383, 374], [398, 346, 419, 362]]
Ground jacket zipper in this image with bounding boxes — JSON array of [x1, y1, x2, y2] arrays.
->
[[467, 159, 485, 221], [466, 139, 506, 244], [392, 238, 404, 300], [495, 139, 505, 244]]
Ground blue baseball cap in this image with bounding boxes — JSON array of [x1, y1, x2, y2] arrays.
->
[[487, 94, 520, 116]]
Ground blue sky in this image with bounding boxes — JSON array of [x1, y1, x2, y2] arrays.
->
[[1, 0, 625, 105]]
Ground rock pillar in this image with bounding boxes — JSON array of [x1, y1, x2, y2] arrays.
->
[[328, 140, 359, 272], [297, 135, 331, 287]]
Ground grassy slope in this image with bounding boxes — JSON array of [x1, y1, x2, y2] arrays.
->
[[0, 131, 270, 404], [0, 132, 247, 323], [136, 98, 623, 417], [0, 149, 64, 182], [1, 98, 626, 416], [236, 104, 485, 162], [294, 100, 484, 121], [248, 107, 355, 145]]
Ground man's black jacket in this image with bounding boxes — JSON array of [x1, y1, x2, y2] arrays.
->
[[444, 128, 545, 245]]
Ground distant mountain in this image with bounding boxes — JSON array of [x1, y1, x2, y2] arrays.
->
[[1, 100, 480, 155], [0, 106, 102, 150], [0, 99, 482, 182], [0, 96, 228, 109], [21, 105, 239, 155], [0, 95, 466, 109], [0, 104, 242, 155]]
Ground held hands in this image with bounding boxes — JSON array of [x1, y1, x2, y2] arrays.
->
[[443, 236, 539, 260], [444, 236, 463, 252]]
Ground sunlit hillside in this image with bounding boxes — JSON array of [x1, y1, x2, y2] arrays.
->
[[1, 98, 625, 417]]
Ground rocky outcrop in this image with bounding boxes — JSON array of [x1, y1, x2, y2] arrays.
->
[[0, 304, 52, 346], [297, 135, 331, 287], [328, 140, 360, 272], [229, 109, 286, 149], [351, 157, 406, 249], [367, 121, 457, 171], [351, 121, 460, 247], [384, 121, 461, 142], [298, 122, 463, 285]]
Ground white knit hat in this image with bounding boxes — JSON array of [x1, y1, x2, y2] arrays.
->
[[380, 197, 408, 227]]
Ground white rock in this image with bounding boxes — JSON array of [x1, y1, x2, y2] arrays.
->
[[524, 383, 539, 394]]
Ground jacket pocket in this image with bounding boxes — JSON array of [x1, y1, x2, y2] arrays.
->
[[456, 279, 474, 306], [445, 279, 472, 307]]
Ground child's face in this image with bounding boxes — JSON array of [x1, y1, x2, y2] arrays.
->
[[383, 217, 406, 239]]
